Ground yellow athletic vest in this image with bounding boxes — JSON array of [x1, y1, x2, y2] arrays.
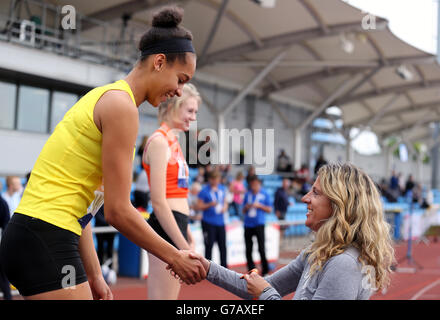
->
[[16, 80, 136, 236]]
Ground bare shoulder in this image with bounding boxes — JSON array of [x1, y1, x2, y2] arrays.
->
[[99, 90, 136, 113], [148, 133, 168, 149], [145, 132, 170, 164], [95, 90, 138, 130]]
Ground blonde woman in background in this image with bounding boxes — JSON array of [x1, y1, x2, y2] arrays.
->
[[142, 83, 201, 299], [195, 162, 395, 300]]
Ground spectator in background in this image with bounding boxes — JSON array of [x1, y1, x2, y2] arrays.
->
[[274, 178, 291, 240], [404, 174, 415, 197], [188, 182, 202, 222], [94, 205, 115, 269], [378, 178, 397, 203], [198, 170, 228, 268], [203, 164, 213, 183], [229, 172, 246, 219], [220, 164, 232, 186], [412, 183, 423, 205], [276, 149, 292, 173], [242, 176, 272, 276], [194, 166, 206, 184], [398, 172, 405, 196], [274, 178, 291, 222], [132, 170, 150, 212], [0, 185, 12, 300], [1, 176, 23, 217], [314, 154, 327, 176], [296, 164, 310, 184], [389, 170, 399, 193], [245, 166, 257, 187], [291, 178, 304, 202]]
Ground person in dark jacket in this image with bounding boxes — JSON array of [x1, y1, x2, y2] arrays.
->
[[274, 178, 291, 239], [274, 178, 291, 221]]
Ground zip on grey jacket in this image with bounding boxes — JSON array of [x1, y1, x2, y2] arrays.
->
[[206, 246, 372, 300]]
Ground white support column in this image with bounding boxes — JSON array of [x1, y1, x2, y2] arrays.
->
[[346, 131, 353, 162], [294, 128, 302, 171]]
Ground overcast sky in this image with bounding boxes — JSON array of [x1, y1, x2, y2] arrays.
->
[[341, 0, 438, 155], [344, 0, 438, 54]]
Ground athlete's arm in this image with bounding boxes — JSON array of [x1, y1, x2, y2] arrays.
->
[[146, 137, 190, 250], [78, 223, 113, 300], [187, 225, 196, 251], [94, 90, 205, 284]]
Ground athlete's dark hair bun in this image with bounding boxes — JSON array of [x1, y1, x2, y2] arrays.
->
[[152, 7, 183, 28]]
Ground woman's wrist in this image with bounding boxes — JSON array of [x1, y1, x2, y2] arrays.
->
[[88, 271, 105, 284], [259, 286, 272, 297]]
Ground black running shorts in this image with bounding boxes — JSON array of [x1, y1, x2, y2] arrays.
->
[[0, 213, 88, 296], [147, 210, 188, 249]]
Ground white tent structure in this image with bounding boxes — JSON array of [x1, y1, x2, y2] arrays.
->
[[1, 0, 439, 179]]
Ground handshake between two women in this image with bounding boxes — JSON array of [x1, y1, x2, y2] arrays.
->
[[166, 250, 270, 299]]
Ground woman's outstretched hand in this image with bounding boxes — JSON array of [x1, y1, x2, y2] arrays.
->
[[243, 271, 271, 299]]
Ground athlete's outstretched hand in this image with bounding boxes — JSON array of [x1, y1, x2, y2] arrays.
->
[[243, 272, 271, 299], [166, 250, 207, 285]]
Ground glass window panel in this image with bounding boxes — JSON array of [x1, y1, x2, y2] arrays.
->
[[17, 85, 49, 133], [50, 91, 78, 132], [0, 81, 17, 129]]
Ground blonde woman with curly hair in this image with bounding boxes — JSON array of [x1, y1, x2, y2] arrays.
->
[[193, 162, 395, 300]]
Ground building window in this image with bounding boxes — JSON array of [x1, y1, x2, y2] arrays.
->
[[17, 85, 50, 133], [50, 91, 78, 132], [0, 81, 17, 129]]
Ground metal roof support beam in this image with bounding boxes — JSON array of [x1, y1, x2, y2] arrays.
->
[[196, 0, 263, 48], [382, 112, 440, 139], [268, 100, 295, 131], [199, 0, 229, 64], [81, 0, 183, 31], [220, 47, 288, 117], [212, 60, 380, 68], [262, 55, 434, 95], [294, 76, 357, 170], [199, 19, 388, 67], [342, 67, 381, 99], [82, 0, 151, 30], [299, 76, 357, 132], [337, 78, 440, 106], [262, 67, 368, 96], [349, 100, 440, 127], [299, 0, 329, 34], [350, 94, 401, 137], [216, 48, 287, 166]]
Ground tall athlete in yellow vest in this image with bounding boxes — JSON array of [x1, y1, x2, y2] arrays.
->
[[0, 7, 206, 300]]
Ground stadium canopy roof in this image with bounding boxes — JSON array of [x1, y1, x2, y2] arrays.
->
[[10, 0, 440, 147]]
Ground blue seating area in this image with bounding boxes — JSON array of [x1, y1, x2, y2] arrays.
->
[[3, 169, 438, 242]]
